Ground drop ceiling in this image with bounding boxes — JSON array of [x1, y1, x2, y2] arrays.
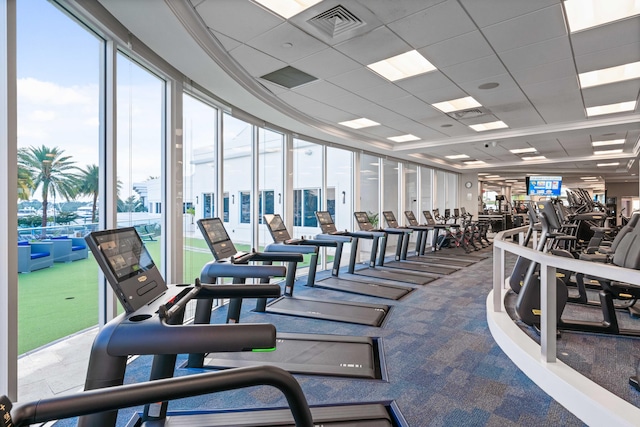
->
[[96, 0, 640, 192]]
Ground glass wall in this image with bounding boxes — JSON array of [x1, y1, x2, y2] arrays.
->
[[359, 153, 380, 226], [16, 0, 101, 355], [382, 158, 399, 252], [403, 163, 418, 225], [420, 166, 433, 220], [292, 138, 322, 234], [257, 128, 284, 249], [222, 113, 253, 248], [326, 146, 353, 268], [182, 93, 218, 282]]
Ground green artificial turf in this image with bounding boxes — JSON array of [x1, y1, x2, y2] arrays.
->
[[18, 237, 331, 355]]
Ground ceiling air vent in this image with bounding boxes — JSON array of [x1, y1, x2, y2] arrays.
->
[[446, 108, 489, 120], [260, 66, 318, 89], [307, 5, 365, 38]]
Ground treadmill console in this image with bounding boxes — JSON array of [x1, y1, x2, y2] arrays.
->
[[423, 211, 436, 225], [263, 214, 292, 243], [404, 211, 419, 226], [382, 211, 399, 228], [353, 212, 375, 231], [197, 218, 242, 261], [86, 227, 167, 313], [315, 211, 338, 234]]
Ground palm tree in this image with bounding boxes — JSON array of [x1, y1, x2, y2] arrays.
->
[[17, 162, 33, 201], [78, 164, 99, 223], [18, 145, 81, 233]]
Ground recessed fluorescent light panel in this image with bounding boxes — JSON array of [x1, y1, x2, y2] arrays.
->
[[446, 154, 470, 159], [509, 147, 537, 154], [367, 50, 436, 81], [579, 61, 640, 88], [581, 176, 597, 179], [586, 101, 637, 117], [594, 149, 623, 155], [564, 0, 640, 32], [469, 121, 508, 132], [431, 96, 481, 113], [597, 162, 620, 167], [464, 160, 486, 165], [388, 134, 420, 143], [592, 139, 625, 147], [485, 175, 501, 178], [339, 118, 380, 129], [253, 0, 322, 19], [522, 156, 546, 161]]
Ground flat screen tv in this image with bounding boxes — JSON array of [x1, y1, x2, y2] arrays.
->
[[527, 176, 562, 196]]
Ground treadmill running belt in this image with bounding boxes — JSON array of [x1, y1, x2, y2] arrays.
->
[[353, 267, 432, 285], [132, 402, 397, 426], [315, 276, 413, 300], [202, 333, 383, 379], [382, 260, 457, 275], [265, 296, 390, 327]]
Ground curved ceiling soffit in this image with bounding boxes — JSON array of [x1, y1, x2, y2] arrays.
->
[[164, 0, 419, 157]]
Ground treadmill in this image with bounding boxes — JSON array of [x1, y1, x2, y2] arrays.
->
[[197, 217, 391, 327], [265, 213, 413, 300], [315, 211, 433, 286], [75, 227, 402, 426], [377, 211, 460, 275], [403, 210, 474, 267]]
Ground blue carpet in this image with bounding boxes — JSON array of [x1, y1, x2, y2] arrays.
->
[[55, 249, 586, 426]]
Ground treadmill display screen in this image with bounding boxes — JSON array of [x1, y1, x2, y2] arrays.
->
[[315, 211, 338, 233], [383, 211, 398, 227], [264, 214, 287, 232], [92, 228, 155, 281], [405, 211, 418, 226], [199, 218, 231, 244], [354, 212, 374, 231]]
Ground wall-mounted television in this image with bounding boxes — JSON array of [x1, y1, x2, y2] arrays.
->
[[526, 176, 562, 196]]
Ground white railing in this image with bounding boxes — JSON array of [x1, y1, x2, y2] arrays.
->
[[492, 226, 640, 362]]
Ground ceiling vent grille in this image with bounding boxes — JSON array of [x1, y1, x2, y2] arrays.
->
[[307, 5, 365, 38], [447, 108, 488, 120]]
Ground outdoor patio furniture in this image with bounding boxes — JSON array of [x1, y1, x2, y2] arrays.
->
[[47, 236, 89, 262], [17, 241, 54, 273]]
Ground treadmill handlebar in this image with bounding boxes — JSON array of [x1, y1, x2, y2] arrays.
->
[[314, 233, 352, 243], [247, 252, 305, 263], [7, 366, 313, 427], [198, 283, 281, 299], [264, 243, 318, 255], [384, 227, 412, 234], [200, 262, 287, 280], [348, 230, 385, 239], [105, 319, 277, 356]]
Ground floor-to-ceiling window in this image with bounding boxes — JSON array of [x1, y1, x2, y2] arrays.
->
[[182, 93, 218, 282], [359, 153, 380, 226], [258, 127, 283, 249], [327, 146, 353, 268], [222, 113, 252, 247], [16, 0, 101, 357], [403, 163, 418, 225], [292, 138, 322, 233], [382, 158, 399, 252], [420, 166, 433, 220]]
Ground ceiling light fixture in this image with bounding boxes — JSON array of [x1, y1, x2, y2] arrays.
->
[[432, 96, 482, 113], [597, 162, 620, 167], [338, 118, 380, 129], [464, 160, 486, 165], [579, 61, 640, 88], [446, 154, 470, 159], [521, 155, 546, 161], [580, 176, 597, 179], [253, 0, 322, 19], [367, 50, 437, 81], [509, 147, 537, 154], [469, 121, 508, 132], [593, 148, 623, 155], [592, 139, 625, 147], [564, 0, 640, 32], [388, 134, 420, 143], [485, 175, 501, 178], [586, 100, 637, 117]]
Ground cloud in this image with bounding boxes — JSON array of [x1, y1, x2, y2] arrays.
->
[[18, 77, 93, 106], [29, 110, 56, 121]]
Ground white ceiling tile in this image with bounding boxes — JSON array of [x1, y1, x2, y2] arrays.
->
[[571, 16, 640, 57], [582, 80, 640, 107], [458, 73, 520, 96], [293, 81, 358, 105], [510, 58, 577, 86], [334, 26, 412, 65], [413, 85, 468, 104], [358, 83, 410, 104], [419, 31, 494, 69], [459, 0, 559, 28], [388, 0, 477, 49], [498, 36, 572, 71], [277, 91, 348, 122], [575, 42, 640, 73], [292, 48, 362, 79], [481, 4, 567, 53], [441, 55, 507, 84], [353, 0, 445, 25], [394, 71, 454, 94], [196, 0, 283, 43], [211, 30, 242, 51], [328, 67, 388, 92], [533, 95, 586, 123], [383, 96, 442, 120], [246, 22, 328, 64], [229, 44, 286, 77]]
